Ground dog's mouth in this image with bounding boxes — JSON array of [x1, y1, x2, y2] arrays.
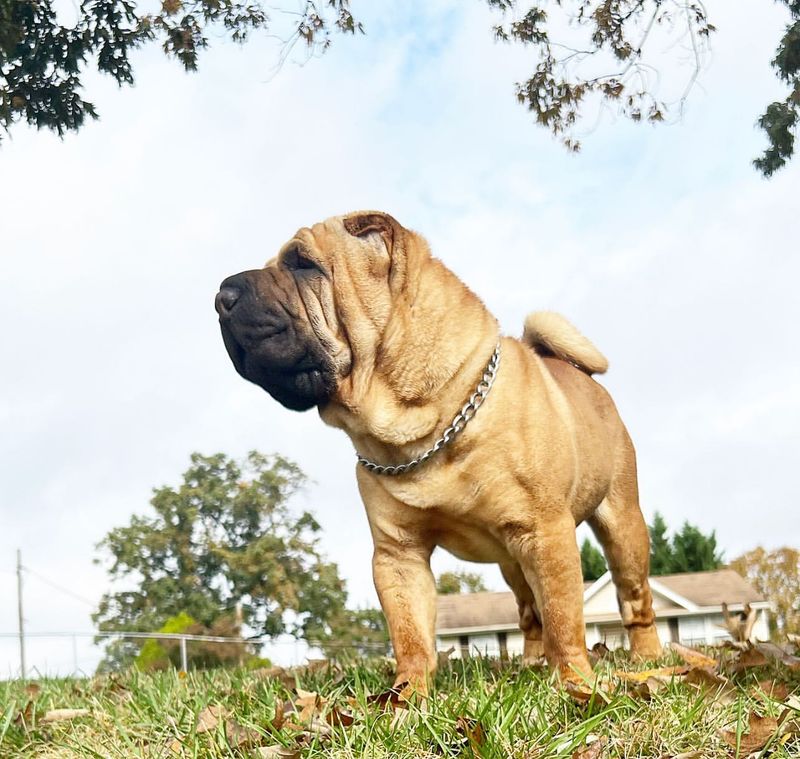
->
[[219, 315, 335, 412]]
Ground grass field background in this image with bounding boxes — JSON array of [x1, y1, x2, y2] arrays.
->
[[2, 644, 800, 758]]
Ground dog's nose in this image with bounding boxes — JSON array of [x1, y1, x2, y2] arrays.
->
[[215, 286, 241, 315]]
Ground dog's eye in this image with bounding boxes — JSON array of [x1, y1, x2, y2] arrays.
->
[[284, 247, 319, 273]]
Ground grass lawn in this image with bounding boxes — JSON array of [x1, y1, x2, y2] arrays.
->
[[2, 645, 799, 758]]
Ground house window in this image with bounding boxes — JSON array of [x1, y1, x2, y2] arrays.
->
[[459, 635, 469, 658]]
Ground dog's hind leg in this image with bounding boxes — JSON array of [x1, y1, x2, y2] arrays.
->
[[588, 438, 663, 660], [501, 561, 544, 661]]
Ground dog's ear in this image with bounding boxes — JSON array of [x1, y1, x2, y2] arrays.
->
[[342, 212, 399, 253]]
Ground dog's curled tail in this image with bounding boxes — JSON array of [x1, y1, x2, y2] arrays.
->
[[522, 311, 609, 375]]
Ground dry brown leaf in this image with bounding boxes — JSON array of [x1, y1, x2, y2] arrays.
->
[[40, 708, 90, 723], [366, 687, 408, 710], [730, 646, 768, 673], [614, 666, 688, 683], [718, 712, 779, 754], [253, 666, 297, 690], [225, 719, 262, 748], [325, 705, 355, 728], [269, 699, 287, 731], [564, 679, 610, 704], [304, 658, 329, 674], [670, 642, 717, 669], [754, 679, 791, 702], [756, 642, 800, 671], [24, 682, 41, 699], [683, 667, 736, 704], [14, 700, 34, 728], [294, 689, 324, 723], [195, 704, 228, 734], [631, 676, 668, 700], [252, 746, 301, 759], [166, 737, 184, 755], [456, 716, 486, 750], [572, 736, 605, 759], [589, 642, 611, 663], [308, 716, 333, 738]]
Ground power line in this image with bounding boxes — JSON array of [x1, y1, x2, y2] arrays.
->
[[21, 565, 97, 608]]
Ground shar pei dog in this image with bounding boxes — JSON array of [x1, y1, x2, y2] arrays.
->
[[215, 211, 662, 688]]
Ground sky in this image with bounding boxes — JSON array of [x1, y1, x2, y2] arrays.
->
[[1, 0, 798, 677]]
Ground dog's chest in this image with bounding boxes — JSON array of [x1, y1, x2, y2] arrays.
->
[[379, 467, 513, 564]]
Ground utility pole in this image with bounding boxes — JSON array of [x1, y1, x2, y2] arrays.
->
[[17, 549, 26, 679]]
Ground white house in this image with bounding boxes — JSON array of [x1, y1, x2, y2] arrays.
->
[[436, 569, 771, 657]]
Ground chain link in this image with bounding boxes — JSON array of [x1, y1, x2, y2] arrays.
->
[[356, 342, 501, 476]]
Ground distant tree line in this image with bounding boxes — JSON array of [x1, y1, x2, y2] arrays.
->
[[580, 511, 724, 582]]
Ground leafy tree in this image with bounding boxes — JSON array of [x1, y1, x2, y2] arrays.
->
[[93, 451, 349, 668], [580, 538, 607, 581], [315, 607, 390, 659], [436, 570, 488, 595], [730, 547, 800, 637], [648, 512, 673, 576], [3, 1, 799, 175]]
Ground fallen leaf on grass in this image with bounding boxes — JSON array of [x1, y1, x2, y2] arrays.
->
[[631, 676, 668, 700], [588, 642, 611, 665], [225, 719, 262, 748], [729, 647, 768, 673], [14, 700, 34, 727], [753, 680, 791, 702], [670, 642, 717, 669], [294, 689, 323, 723], [456, 716, 486, 750], [325, 705, 355, 728], [718, 712, 780, 754], [572, 736, 605, 759], [165, 737, 184, 755], [195, 704, 229, 733], [564, 680, 610, 704], [683, 667, 736, 702], [40, 708, 90, 723], [252, 746, 301, 758], [366, 687, 408, 710], [24, 682, 41, 699], [252, 666, 297, 691], [614, 666, 688, 684], [756, 642, 800, 671]]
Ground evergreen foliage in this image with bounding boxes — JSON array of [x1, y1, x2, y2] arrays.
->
[[579, 538, 607, 581]]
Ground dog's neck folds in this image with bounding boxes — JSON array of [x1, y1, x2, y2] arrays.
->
[[320, 257, 499, 462]]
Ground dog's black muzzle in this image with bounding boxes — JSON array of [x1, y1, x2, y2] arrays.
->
[[215, 270, 335, 411]]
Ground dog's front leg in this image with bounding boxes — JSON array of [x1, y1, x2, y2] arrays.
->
[[372, 539, 437, 691], [504, 513, 593, 682]]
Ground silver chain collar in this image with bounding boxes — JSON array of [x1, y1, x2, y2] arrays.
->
[[356, 341, 501, 476]]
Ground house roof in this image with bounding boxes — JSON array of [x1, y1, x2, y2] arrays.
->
[[436, 569, 765, 633]]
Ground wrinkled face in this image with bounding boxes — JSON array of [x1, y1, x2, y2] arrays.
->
[[215, 212, 401, 410]]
